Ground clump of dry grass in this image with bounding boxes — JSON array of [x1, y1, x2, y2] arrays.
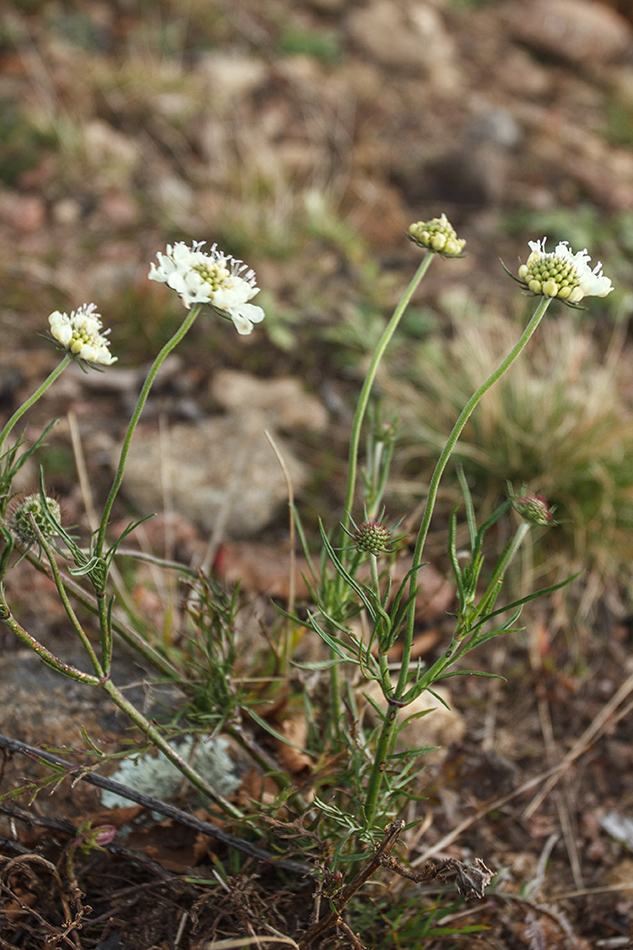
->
[[389, 308, 633, 607]]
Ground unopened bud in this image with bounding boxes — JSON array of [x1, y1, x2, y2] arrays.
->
[[512, 491, 554, 526], [408, 214, 466, 257], [354, 520, 392, 555], [10, 493, 61, 545]]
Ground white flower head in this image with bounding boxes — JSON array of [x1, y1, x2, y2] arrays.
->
[[517, 238, 613, 304], [148, 241, 265, 335], [48, 303, 116, 365]]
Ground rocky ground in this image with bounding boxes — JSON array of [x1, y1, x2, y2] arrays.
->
[[1, 0, 633, 947]]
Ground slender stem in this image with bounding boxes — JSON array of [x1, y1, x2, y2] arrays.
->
[[476, 521, 530, 618], [340, 254, 434, 542], [96, 305, 202, 556], [0, 590, 100, 685], [397, 296, 551, 697], [369, 553, 380, 600], [369, 553, 388, 657], [329, 254, 434, 738], [98, 592, 112, 675], [38, 533, 104, 676], [363, 296, 552, 825], [297, 820, 405, 949], [100, 678, 244, 819], [0, 353, 72, 451], [0, 585, 243, 816], [24, 549, 180, 678], [108, 548, 199, 575]]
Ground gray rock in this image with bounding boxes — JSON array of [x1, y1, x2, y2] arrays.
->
[[122, 415, 307, 537], [121, 373, 327, 537]]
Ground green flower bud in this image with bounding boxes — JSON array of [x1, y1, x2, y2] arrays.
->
[[512, 491, 554, 526], [10, 493, 61, 545], [353, 520, 392, 555], [408, 214, 466, 257]]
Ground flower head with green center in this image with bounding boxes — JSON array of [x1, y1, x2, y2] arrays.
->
[[408, 214, 466, 257], [513, 238, 613, 305], [49, 303, 116, 365], [148, 241, 265, 335], [9, 492, 62, 546]]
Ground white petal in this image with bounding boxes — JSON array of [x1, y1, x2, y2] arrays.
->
[[228, 310, 253, 334], [238, 303, 265, 324], [51, 322, 73, 347], [528, 238, 546, 255], [213, 277, 255, 310]]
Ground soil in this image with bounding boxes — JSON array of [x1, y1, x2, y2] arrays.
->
[[1, 1, 633, 947]]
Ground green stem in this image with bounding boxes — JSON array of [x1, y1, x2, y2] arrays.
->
[[363, 295, 552, 825], [339, 254, 434, 543], [98, 592, 112, 675], [0, 353, 72, 451], [0, 583, 243, 817], [398, 295, 551, 697], [0, 589, 100, 685], [96, 305, 202, 556], [38, 533, 104, 676], [475, 521, 530, 619], [329, 254, 434, 739], [100, 678, 244, 818], [24, 549, 180, 678]]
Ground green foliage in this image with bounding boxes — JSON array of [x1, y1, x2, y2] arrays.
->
[[175, 574, 245, 730], [277, 27, 342, 62], [351, 890, 488, 948], [0, 210, 604, 937]]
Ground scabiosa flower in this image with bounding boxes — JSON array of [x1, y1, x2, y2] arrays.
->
[[9, 492, 62, 545], [514, 238, 613, 305], [512, 491, 555, 527], [148, 241, 265, 335], [408, 214, 466, 257], [353, 519, 392, 555], [48, 303, 116, 365]]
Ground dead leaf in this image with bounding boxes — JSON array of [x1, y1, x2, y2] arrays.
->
[[236, 768, 280, 808], [274, 717, 313, 775]]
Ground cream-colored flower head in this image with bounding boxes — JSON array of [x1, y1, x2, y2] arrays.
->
[[408, 214, 466, 257], [148, 241, 265, 335], [516, 238, 613, 304], [48, 303, 116, 365]]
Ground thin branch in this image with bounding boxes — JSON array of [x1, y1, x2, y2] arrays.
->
[[0, 734, 311, 875]]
